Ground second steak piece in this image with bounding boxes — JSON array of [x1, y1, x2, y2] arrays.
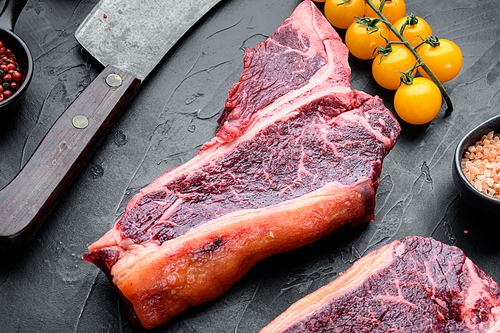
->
[[83, 0, 401, 329], [261, 236, 500, 333]]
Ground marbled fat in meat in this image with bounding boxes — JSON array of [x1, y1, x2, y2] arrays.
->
[[84, 0, 401, 329], [262, 236, 500, 333]]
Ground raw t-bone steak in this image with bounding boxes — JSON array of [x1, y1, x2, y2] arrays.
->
[[261, 236, 500, 333], [84, 0, 400, 329]]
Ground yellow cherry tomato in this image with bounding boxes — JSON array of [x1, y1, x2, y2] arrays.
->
[[390, 15, 433, 47], [365, 0, 406, 24], [324, 0, 365, 29], [394, 77, 442, 125], [417, 38, 463, 83], [372, 44, 417, 90], [345, 18, 390, 60]]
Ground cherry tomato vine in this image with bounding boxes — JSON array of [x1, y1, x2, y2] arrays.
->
[[364, 0, 454, 115]]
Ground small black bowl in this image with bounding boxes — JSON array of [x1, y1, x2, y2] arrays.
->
[[452, 115, 500, 216], [0, 0, 33, 117]]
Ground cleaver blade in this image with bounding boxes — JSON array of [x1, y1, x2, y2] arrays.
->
[[75, 0, 222, 81], [0, 0, 222, 251]]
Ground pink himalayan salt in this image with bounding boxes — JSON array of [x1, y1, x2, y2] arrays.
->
[[461, 131, 500, 199]]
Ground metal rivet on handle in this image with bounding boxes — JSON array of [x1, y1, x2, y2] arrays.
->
[[106, 74, 122, 88], [72, 115, 89, 129]]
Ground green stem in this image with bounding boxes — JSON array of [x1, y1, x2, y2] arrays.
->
[[365, 0, 453, 115]]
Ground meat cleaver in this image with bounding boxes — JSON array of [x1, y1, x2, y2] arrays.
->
[[0, 0, 222, 251]]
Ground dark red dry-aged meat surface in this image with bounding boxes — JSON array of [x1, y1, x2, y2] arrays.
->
[[262, 236, 500, 333], [116, 91, 397, 245], [84, 0, 400, 329]]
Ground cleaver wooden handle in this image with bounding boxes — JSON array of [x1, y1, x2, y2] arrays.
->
[[0, 65, 141, 251]]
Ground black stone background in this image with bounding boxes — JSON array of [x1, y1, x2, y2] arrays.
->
[[1, 0, 499, 332]]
